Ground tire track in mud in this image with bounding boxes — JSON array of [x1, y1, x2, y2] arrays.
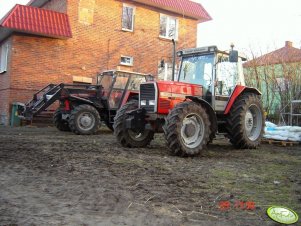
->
[[0, 126, 300, 225]]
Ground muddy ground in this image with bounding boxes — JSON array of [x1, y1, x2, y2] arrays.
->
[[0, 126, 300, 226]]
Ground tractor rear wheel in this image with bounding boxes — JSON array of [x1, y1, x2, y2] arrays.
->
[[53, 109, 70, 131], [226, 93, 264, 148], [114, 100, 154, 148], [164, 102, 211, 157], [69, 104, 100, 135]]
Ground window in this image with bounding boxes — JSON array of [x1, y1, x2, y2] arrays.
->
[[0, 43, 9, 73], [128, 75, 147, 90], [109, 73, 129, 108], [120, 56, 133, 66], [216, 62, 238, 95], [160, 14, 178, 40], [179, 54, 214, 89], [113, 73, 129, 89], [78, 0, 95, 25], [122, 4, 135, 31]]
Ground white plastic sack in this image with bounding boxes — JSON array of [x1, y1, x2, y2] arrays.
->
[[264, 130, 289, 137], [269, 135, 289, 141], [265, 121, 277, 128], [264, 121, 301, 142], [288, 126, 301, 132], [274, 126, 292, 131]]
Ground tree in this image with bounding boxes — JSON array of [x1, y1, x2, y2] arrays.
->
[[243, 47, 301, 124]]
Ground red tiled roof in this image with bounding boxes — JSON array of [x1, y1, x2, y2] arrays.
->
[[0, 4, 72, 40], [244, 42, 301, 67], [132, 0, 212, 21]]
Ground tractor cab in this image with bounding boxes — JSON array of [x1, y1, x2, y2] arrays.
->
[[177, 46, 246, 111], [97, 70, 152, 109]]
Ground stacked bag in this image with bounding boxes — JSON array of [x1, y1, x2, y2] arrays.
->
[[264, 121, 301, 142]]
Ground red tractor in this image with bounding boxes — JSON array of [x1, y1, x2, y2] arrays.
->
[[20, 70, 152, 135], [113, 46, 265, 156]]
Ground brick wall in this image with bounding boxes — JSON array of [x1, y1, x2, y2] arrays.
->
[[42, 0, 67, 13], [1, 0, 199, 125]]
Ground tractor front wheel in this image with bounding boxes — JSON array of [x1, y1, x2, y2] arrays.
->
[[226, 93, 264, 148], [53, 109, 70, 132], [69, 104, 101, 135], [164, 102, 211, 157], [113, 100, 154, 148]]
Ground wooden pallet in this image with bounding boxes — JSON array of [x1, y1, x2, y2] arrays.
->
[[262, 139, 300, 147]]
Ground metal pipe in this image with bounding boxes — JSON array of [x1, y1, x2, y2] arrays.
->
[[171, 39, 176, 81]]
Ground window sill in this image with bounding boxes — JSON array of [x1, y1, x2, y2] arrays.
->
[[121, 28, 134, 33], [0, 70, 6, 74], [159, 36, 178, 42], [120, 63, 133, 67]]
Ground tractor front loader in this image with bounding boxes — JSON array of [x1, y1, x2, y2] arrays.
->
[[114, 46, 265, 156]]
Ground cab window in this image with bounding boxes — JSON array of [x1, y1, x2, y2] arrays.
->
[[128, 75, 146, 90], [113, 74, 129, 89], [99, 74, 113, 91], [179, 54, 214, 90], [216, 60, 238, 96]]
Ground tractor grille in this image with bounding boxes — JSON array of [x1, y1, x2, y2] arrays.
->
[[140, 83, 156, 112]]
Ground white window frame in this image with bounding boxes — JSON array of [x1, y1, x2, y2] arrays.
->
[[120, 55, 134, 66], [122, 4, 135, 32], [0, 43, 9, 73], [159, 14, 178, 40]]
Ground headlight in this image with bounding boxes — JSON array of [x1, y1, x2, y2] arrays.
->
[[149, 100, 155, 106], [140, 100, 146, 106]]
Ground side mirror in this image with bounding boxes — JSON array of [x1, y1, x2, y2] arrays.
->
[[229, 50, 238, 62]]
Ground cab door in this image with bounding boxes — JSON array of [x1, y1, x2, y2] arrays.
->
[[214, 61, 238, 112], [109, 73, 129, 109]]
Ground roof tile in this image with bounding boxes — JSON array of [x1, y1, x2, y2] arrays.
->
[[244, 43, 301, 67], [0, 4, 72, 39], [133, 0, 212, 21]]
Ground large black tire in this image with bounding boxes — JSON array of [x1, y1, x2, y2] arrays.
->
[[113, 100, 154, 148], [53, 109, 70, 132], [164, 102, 211, 157], [69, 104, 100, 135], [226, 93, 265, 148]]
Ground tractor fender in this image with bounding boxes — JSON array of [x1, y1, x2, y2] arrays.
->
[[186, 96, 218, 135], [68, 95, 104, 109], [224, 85, 262, 115]]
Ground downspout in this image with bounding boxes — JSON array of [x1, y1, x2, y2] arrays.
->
[[172, 39, 176, 81]]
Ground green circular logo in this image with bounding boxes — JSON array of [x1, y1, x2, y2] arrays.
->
[[267, 206, 299, 224]]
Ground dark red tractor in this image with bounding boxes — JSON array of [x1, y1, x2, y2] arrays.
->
[[113, 46, 265, 156], [20, 70, 152, 135]]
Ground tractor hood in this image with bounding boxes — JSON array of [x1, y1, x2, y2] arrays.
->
[[156, 81, 203, 98], [139, 81, 203, 114], [155, 81, 203, 114]]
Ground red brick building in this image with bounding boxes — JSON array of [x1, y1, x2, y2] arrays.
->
[[0, 0, 211, 125]]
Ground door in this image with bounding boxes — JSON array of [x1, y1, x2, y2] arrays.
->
[[109, 73, 129, 109], [214, 60, 238, 111]]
